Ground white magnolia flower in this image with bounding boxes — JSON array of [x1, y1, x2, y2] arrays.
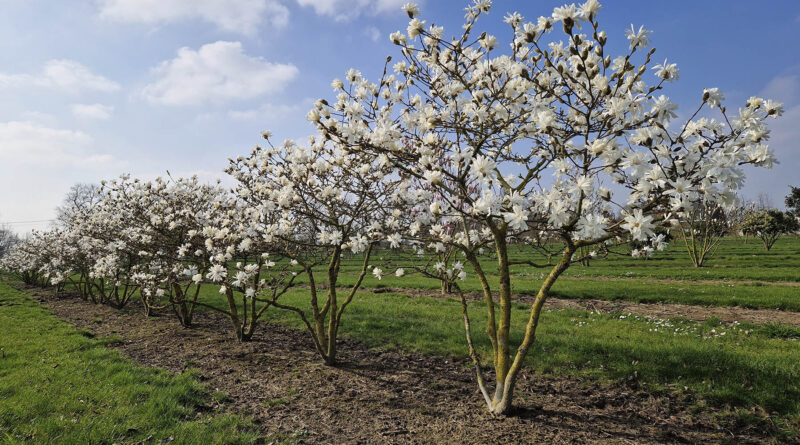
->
[[387, 233, 402, 248], [401, 2, 420, 18], [622, 209, 655, 241], [503, 206, 529, 231], [206, 264, 227, 282]]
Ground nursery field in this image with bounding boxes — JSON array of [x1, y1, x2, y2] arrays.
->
[[1, 236, 799, 443], [5, 0, 800, 442], [310, 236, 800, 311]]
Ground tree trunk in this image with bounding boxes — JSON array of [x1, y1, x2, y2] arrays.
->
[[487, 245, 574, 415]]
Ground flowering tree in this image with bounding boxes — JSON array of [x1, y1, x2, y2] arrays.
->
[[741, 210, 799, 251], [225, 134, 405, 363], [672, 202, 727, 267], [67, 177, 150, 308], [186, 186, 302, 342], [98, 175, 227, 322], [0, 224, 19, 259], [310, 0, 781, 414], [0, 232, 52, 286]]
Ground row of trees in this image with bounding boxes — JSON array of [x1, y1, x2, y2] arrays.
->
[[0, 224, 19, 260], [0, 1, 783, 415], [662, 190, 798, 267]]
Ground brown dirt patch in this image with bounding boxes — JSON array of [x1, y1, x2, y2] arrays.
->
[[22, 287, 782, 445], [372, 286, 800, 327], [546, 298, 800, 327], [561, 275, 800, 287]]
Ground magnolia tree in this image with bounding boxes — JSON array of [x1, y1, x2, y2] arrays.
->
[[35, 229, 93, 295], [186, 185, 305, 342], [310, 0, 781, 414], [0, 224, 19, 259], [741, 210, 798, 251], [225, 134, 405, 363], [671, 202, 727, 267], [68, 177, 150, 308], [0, 217, 102, 295], [54, 192, 120, 302], [1, 231, 53, 286], [727, 200, 755, 238], [98, 175, 228, 322]]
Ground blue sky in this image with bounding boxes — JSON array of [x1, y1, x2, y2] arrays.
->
[[1, 0, 798, 233]]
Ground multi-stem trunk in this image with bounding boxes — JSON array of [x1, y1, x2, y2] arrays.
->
[[222, 286, 245, 341], [465, 236, 575, 415], [171, 282, 201, 327], [761, 233, 778, 251], [492, 246, 573, 414], [295, 245, 372, 365], [323, 245, 371, 365]]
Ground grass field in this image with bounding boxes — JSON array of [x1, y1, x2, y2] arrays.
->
[[0, 281, 266, 444], [322, 236, 800, 311], [3, 235, 800, 441]]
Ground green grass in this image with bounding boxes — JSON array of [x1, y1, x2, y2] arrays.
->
[[301, 270, 800, 311], [332, 236, 800, 282], [0, 280, 266, 444], [317, 236, 800, 311]]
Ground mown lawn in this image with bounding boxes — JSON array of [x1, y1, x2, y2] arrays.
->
[[309, 270, 800, 311], [332, 236, 800, 282], [318, 236, 800, 311], [0, 280, 265, 444]]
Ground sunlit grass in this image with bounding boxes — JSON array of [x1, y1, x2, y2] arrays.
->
[[0, 281, 269, 444]]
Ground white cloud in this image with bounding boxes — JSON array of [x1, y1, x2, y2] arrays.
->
[[760, 75, 799, 107], [0, 121, 114, 166], [0, 59, 119, 93], [0, 122, 121, 235], [365, 25, 381, 42], [226, 100, 310, 121], [97, 0, 289, 35], [19, 111, 58, 125], [295, 0, 408, 21], [72, 103, 114, 120], [141, 41, 298, 106]]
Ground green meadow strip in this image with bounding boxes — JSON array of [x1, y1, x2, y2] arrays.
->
[[0, 281, 264, 444]]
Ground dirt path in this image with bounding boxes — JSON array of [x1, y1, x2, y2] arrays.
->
[[559, 275, 800, 287], [546, 298, 800, 326], [371, 286, 800, 327], [28, 288, 779, 444]]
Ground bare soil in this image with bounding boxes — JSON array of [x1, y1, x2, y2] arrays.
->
[[25, 287, 784, 445], [372, 287, 800, 327], [560, 275, 800, 287], [546, 298, 800, 327]]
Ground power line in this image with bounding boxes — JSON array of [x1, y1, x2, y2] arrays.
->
[[0, 219, 55, 225]]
